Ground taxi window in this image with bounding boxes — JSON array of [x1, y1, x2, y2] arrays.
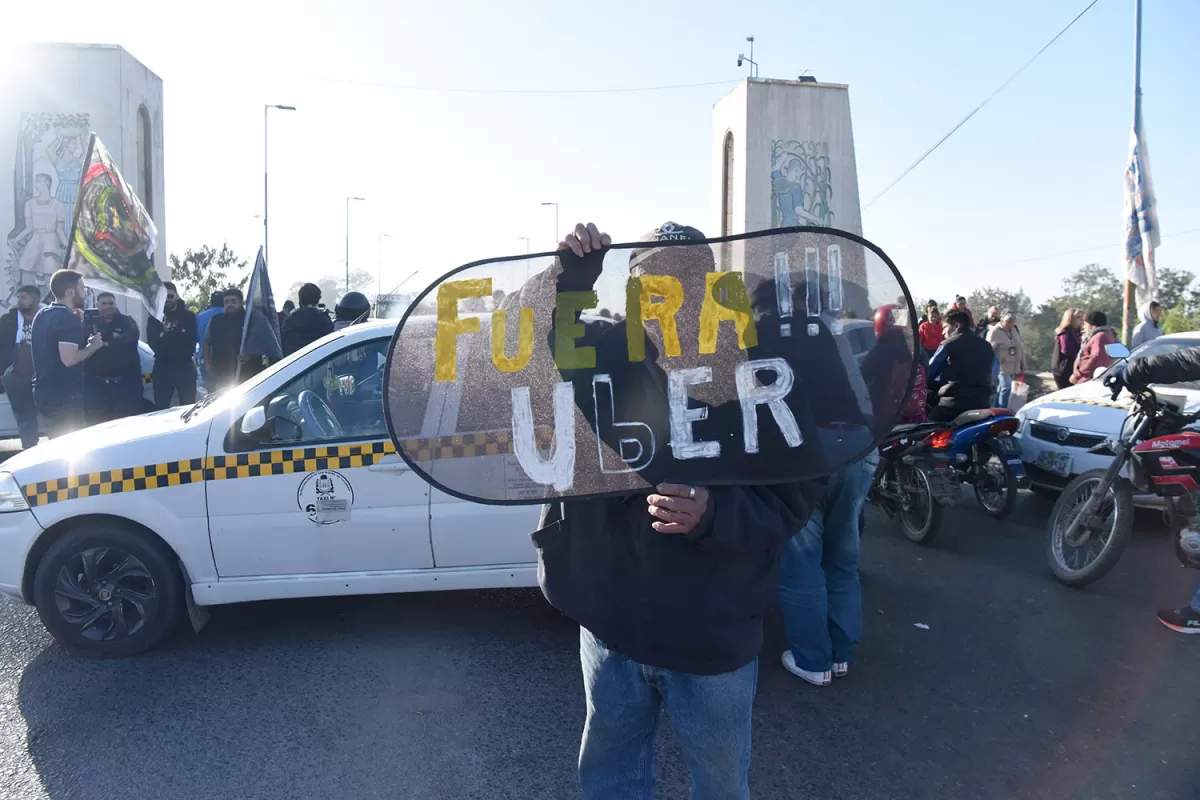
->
[[253, 338, 392, 447]]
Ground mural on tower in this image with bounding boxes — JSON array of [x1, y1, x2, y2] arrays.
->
[[5, 112, 91, 305], [770, 140, 833, 229]]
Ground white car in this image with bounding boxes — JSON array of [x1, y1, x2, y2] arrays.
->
[[0, 341, 157, 439], [1016, 332, 1200, 500], [0, 319, 541, 656]]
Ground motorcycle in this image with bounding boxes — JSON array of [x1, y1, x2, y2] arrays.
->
[[945, 410, 1029, 519], [1046, 344, 1200, 587], [870, 408, 1023, 543]]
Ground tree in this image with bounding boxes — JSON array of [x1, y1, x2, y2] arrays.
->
[[1057, 264, 1123, 323], [1156, 267, 1194, 314], [169, 244, 249, 310], [966, 288, 1033, 322], [285, 270, 375, 307]]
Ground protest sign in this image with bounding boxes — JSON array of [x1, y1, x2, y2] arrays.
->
[[384, 226, 916, 504]]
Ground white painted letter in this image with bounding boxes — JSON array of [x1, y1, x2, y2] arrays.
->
[[592, 374, 655, 473], [735, 358, 802, 454], [511, 383, 576, 491], [668, 367, 720, 460]]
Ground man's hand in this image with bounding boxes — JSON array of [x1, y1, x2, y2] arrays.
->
[[559, 222, 611, 257], [85, 333, 104, 351], [647, 483, 710, 535], [556, 223, 611, 293]]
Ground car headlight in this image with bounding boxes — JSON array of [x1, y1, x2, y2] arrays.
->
[[0, 472, 30, 513]]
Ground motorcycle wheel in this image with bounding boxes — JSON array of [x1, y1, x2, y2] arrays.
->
[[973, 446, 1018, 519], [1046, 468, 1134, 587], [898, 465, 943, 545]]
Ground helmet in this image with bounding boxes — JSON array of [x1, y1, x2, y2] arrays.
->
[[334, 291, 371, 324], [873, 304, 901, 338]]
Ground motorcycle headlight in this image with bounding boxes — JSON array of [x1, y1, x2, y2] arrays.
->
[[0, 472, 30, 513]]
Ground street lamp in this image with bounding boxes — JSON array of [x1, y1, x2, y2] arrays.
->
[[345, 196, 365, 293], [377, 233, 394, 302], [263, 103, 296, 265], [540, 202, 559, 249]]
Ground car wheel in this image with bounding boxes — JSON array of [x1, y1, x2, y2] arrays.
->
[[33, 524, 183, 658]]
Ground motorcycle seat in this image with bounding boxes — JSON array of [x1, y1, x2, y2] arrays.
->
[[951, 408, 1011, 427]]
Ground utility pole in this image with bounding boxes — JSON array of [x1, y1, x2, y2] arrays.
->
[[345, 196, 365, 293], [1122, 0, 1143, 345]]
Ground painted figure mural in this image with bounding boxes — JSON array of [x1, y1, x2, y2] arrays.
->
[[6, 112, 91, 306], [770, 140, 833, 229]]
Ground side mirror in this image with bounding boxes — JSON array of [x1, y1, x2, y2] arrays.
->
[[240, 406, 268, 437], [1105, 342, 1131, 359]]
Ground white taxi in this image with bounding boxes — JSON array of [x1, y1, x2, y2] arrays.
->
[[1016, 332, 1200, 499], [0, 319, 541, 657]]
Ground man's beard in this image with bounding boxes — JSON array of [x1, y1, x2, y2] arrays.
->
[[165, 300, 177, 312], [70, 294, 85, 310]]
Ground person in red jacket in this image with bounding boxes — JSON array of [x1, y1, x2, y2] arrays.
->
[[918, 305, 944, 356], [1071, 310, 1119, 385]]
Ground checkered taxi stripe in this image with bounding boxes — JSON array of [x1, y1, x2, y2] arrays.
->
[[1026, 397, 1131, 411], [22, 429, 555, 508]]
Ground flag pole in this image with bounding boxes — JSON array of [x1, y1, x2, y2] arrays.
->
[[61, 132, 97, 275], [1122, 0, 1143, 345]]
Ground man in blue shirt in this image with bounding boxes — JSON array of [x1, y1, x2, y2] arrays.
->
[[32, 269, 104, 437]]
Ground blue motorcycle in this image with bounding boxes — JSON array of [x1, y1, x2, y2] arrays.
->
[[936, 409, 1030, 519]]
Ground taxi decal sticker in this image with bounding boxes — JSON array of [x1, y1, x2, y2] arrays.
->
[[297, 469, 354, 524], [20, 431, 552, 509]]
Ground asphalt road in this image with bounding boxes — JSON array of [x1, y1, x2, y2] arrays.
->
[[0, 492, 1197, 800]]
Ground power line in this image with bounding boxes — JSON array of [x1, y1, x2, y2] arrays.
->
[[982, 227, 1200, 269], [260, 73, 739, 96], [863, 0, 1102, 210]]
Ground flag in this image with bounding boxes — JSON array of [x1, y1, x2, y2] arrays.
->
[[1123, 111, 1160, 301], [65, 134, 163, 312], [239, 247, 283, 360]]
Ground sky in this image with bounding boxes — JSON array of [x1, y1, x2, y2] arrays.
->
[[2, 0, 1197, 312]]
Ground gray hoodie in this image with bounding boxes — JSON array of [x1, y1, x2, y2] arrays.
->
[[1131, 302, 1163, 349]]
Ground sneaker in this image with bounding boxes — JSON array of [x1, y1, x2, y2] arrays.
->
[[832, 662, 849, 678], [1158, 606, 1200, 634], [781, 651, 831, 686]]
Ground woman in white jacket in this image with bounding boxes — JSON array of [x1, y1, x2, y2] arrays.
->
[[1131, 301, 1163, 349]]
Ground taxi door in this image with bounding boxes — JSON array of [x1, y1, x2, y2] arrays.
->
[[206, 336, 433, 578]]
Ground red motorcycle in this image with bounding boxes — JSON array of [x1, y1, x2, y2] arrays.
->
[[1046, 381, 1200, 587]]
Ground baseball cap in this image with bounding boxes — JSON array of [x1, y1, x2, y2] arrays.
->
[[628, 221, 706, 272]]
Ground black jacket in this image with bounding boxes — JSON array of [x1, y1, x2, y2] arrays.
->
[[282, 306, 333, 356], [147, 306, 197, 367], [84, 312, 141, 378], [0, 308, 31, 378], [536, 482, 816, 675], [1125, 346, 1200, 389], [928, 328, 995, 415]]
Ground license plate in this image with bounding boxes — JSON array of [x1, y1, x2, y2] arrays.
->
[[992, 436, 1020, 456], [1035, 450, 1073, 478]]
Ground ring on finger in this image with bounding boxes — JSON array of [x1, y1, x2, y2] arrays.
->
[[688, 486, 696, 499]]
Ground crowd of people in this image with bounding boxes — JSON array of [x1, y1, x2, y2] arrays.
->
[[0, 271, 370, 449]]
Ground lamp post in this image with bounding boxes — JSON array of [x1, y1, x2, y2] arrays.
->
[[263, 104, 296, 265], [345, 196, 365, 293], [540, 202, 559, 249], [377, 233, 394, 303]]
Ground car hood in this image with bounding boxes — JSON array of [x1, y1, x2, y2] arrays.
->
[[3, 408, 208, 486], [1019, 377, 1200, 434]]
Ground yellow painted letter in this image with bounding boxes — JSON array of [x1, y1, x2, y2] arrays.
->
[[625, 275, 684, 362], [491, 307, 534, 373], [699, 272, 758, 353], [554, 291, 598, 370], [435, 278, 491, 382]]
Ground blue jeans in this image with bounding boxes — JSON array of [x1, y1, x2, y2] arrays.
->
[[777, 458, 873, 672], [578, 627, 757, 800], [995, 373, 1015, 408]]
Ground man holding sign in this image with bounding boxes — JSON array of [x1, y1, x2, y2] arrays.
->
[[534, 223, 822, 799]]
